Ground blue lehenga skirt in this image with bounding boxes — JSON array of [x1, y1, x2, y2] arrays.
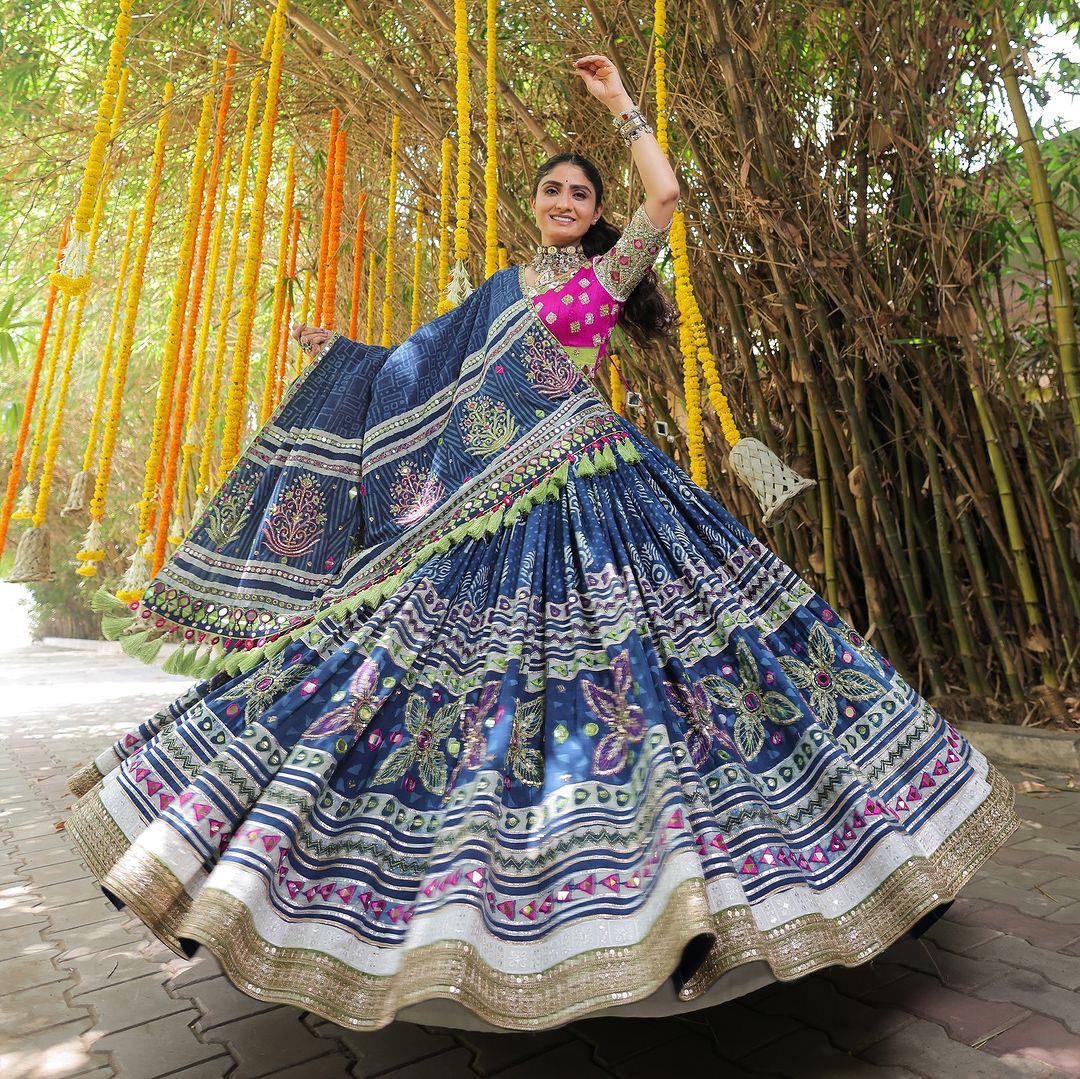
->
[[67, 420, 1017, 1032]]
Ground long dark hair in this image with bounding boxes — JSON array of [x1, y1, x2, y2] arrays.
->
[[531, 152, 676, 348]]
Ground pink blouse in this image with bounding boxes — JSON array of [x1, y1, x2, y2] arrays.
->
[[519, 203, 671, 375]]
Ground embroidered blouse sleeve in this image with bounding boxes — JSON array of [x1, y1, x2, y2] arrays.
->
[[591, 202, 671, 302]]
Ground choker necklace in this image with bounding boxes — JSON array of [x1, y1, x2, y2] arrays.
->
[[530, 241, 588, 291]]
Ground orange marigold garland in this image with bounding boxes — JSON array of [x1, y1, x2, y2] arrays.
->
[[219, 0, 287, 477], [323, 128, 347, 330], [348, 191, 367, 340], [0, 218, 68, 558], [313, 107, 340, 326], [259, 143, 296, 426], [54, 0, 134, 294], [78, 83, 174, 580]]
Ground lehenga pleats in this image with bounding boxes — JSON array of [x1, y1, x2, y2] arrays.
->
[[67, 430, 1018, 1031]]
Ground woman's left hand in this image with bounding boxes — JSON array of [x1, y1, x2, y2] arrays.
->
[[571, 55, 630, 109]]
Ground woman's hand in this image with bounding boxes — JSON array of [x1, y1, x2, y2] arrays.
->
[[570, 55, 633, 112], [291, 322, 331, 354]]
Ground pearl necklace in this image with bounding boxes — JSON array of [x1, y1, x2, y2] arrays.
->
[[529, 241, 588, 292]]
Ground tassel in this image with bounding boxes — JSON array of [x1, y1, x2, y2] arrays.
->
[[119, 629, 151, 659], [616, 438, 641, 464], [118, 536, 152, 600], [161, 642, 191, 675], [61, 469, 96, 518], [58, 231, 89, 280], [101, 614, 133, 641], [727, 436, 817, 527], [11, 481, 37, 521], [446, 259, 474, 306], [8, 526, 53, 582], [90, 586, 129, 616], [234, 648, 264, 675], [576, 453, 596, 479]]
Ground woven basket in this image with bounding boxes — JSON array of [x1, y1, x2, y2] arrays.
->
[[61, 468, 96, 518], [728, 437, 817, 527], [8, 525, 54, 582]]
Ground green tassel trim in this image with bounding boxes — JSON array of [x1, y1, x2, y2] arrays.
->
[[161, 643, 190, 675], [575, 453, 596, 479], [119, 629, 150, 657], [119, 630, 165, 664], [101, 614, 133, 641], [616, 437, 641, 464], [91, 587, 129, 617]]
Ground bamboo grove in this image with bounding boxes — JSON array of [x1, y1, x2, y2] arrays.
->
[[0, 0, 1077, 721]]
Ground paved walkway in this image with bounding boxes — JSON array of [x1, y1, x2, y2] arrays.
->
[[1, 641, 1079, 1078]]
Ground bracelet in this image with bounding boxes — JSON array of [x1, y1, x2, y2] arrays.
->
[[611, 106, 653, 145]]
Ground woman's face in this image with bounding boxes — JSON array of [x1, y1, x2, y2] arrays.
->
[[530, 163, 601, 247]]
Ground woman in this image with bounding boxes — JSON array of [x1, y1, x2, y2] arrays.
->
[[68, 55, 1017, 1033]]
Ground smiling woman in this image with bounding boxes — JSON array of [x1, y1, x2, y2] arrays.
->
[[68, 50, 1017, 1035]]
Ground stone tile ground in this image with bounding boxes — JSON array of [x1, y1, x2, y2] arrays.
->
[[1, 642, 1078, 1078]]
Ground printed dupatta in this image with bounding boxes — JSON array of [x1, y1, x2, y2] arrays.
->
[[97, 265, 640, 678]]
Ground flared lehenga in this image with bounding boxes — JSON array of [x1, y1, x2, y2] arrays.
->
[[67, 418, 1017, 1031], [66, 209, 1017, 1031]]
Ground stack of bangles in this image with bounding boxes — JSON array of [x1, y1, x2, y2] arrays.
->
[[611, 105, 654, 144]]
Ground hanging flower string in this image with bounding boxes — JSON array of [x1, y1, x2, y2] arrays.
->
[[364, 250, 377, 345], [219, 0, 288, 477], [0, 217, 68, 558], [348, 191, 367, 340], [381, 114, 401, 347], [483, 0, 498, 278], [324, 128, 346, 330], [54, 0, 134, 294], [436, 136, 453, 315], [78, 83, 174, 580], [199, 63, 264, 501], [445, 0, 472, 307], [410, 197, 424, 334], [275, 205, 301, 407], [260, 143, 296, 425], [313, 107, 340, 327], [295, 268, 313, 376]]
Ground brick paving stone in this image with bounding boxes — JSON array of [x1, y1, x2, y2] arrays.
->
[[1044, 902, 1080, 924], [165, 950, 225, 990], [876, 936, 1010, 992], [751, 974, 914, 1053], [963, 877, 1071, 918], [0, 952, 69, 995], [859, 1017, 1058, 1078], [51, 919, 143, 961], [946, 897, 1080, 951], [1040, 876, 1080, 902], [0, 919, 56, 956], [862, 971, 1031, 1046], [982, 1014, 1080, 1074], [33, 875, 113, 907], [0, 978, 92, 1036], [62, 945, 172, 997], [80, 971, 193, 1034], [91, 1009, 225, 1078], [1022, 854, 1080, 877], [730, 1027, 918, 1078], [922, 917, 1002, 953], [180, 975, 284, 1031], [319, 1019, 460, 1075], [488, 1038, 614, 1079], [574, 1014, 700, 1067], [821, 960, 911, 998], [367, 1046, 475, 1079], [966, 934, 1080, 991], [0, 1017, 103, 1079], [973, 967, 1080, 1036], [258, 1057, 353, 1078], [24, 857, 94, 888], [451, 1025, 575, 1075], [0, 904, 48, 931], [202, 1009, 341, 1078]]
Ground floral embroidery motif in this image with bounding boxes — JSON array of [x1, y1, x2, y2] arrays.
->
[[504, 698, 544, 788], [460, 395, 518, 457], [373, 692, 457, 794], [389, 462, 446, 527], [592, 203, 670, 302], [706, 638, 801, 759], [581, 649, 646, 775], [261, 473, 327, 558], [203, 471, 258, 548], [446, 681, 500, 797], [523, 334, 580, 398], [665, 677, 725, 768], [301, 659, 382, 740], [779, 622, 882, 732], [218, 650, 316, 724]]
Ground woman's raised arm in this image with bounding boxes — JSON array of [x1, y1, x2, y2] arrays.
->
[[571, 54, 680, 230]]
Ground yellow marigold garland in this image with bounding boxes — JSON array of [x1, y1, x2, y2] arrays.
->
[[436, 136, 453, 315], [219, 0, 288, 477], [324, 129, 347, 331], [199, 67, 263, 500], [609, 351, 626, 417], [380, 114, 401, 348], [54, 0, 134, 293], [483, 0, 498, 278], [410, 197, 424, 333], [348, 191, 367, 340], [259, 143, 296, 426], [275, 206, 301, 406], [0, 222, 67, 556], [444, 0, 472, 307], [78, 83, 174, 579], [365, 250, 377, 345]]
